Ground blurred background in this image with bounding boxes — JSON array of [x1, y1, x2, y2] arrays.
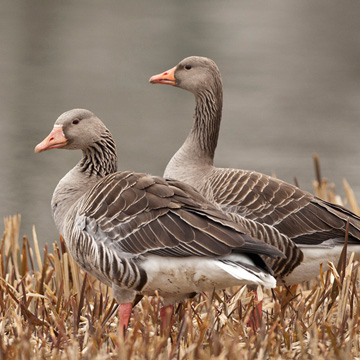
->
[[1, 0, 360, 248]]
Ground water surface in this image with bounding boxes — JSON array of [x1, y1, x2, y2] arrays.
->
[[1, 0, 360, 248]]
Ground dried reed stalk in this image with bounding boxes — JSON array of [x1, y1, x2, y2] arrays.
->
[[0, 156, 359, 359]]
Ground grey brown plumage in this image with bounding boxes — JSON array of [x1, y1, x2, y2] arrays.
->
[[205, 168, 360, 245], [35, 108, 282, 310], [150, 56, 360, 284]]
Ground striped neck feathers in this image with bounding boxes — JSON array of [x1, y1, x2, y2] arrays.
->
[[164, 86, 222, 184], [52, 130, 118, 235], [79, 129, 118, 177], [189, 84, 223, 160]]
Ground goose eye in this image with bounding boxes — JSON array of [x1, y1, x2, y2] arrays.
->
[[72, 119, 80, 125], [185, 65, 192, 70]]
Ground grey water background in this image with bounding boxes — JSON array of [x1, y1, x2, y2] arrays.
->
[[1, 0, 360, 249]]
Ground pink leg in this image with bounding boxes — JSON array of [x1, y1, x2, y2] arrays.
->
[[247, 290, 263, 331], [160, 304, 174, 334], [119, 302, 133, 337]]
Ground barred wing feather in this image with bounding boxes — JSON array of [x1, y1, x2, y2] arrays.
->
[[75, 172, 283, 261], [207, 168, 360, 245]]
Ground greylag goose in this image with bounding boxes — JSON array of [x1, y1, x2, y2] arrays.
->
[[34, 108, 283, 333], [149, 56, 360, 285]]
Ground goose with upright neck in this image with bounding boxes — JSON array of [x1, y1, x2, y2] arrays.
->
[[35, 108, 283, 333], [150, 56, 360, 285], [152, 57, 223, 187]]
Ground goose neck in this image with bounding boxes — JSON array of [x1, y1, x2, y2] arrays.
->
[[79, 130, 118, 177], [52, 132, 118, 234], [190, 88, 223, 159]]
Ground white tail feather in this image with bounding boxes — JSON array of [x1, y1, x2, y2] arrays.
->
[[214, 261, 276, 288]]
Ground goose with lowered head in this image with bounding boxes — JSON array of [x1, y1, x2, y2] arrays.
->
[[34, 108, 284, 333]]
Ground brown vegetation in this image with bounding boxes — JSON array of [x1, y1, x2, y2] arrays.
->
[[0, 157, 359, 359]]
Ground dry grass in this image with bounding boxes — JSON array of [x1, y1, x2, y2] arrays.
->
[[1, 158, 360, 359]]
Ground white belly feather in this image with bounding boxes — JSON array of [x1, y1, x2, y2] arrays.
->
[[140, 254, 276, 303]]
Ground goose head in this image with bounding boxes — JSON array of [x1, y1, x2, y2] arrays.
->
[[34, 109, 108, 153], [149, 56, 222, 96]]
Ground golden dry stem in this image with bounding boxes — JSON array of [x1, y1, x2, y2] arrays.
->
[[0, 158, 359, 359]]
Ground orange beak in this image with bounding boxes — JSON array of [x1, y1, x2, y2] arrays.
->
[[149, 65, 176, 85], [34, 126, 68, 153]]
